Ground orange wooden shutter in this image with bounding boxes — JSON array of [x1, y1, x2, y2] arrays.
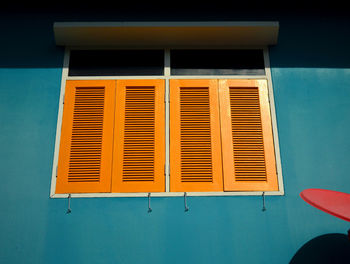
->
[[170, 80, 223, 192], [56, 80, 115, 193], [112, 80, 165, 192], [219, 80, 278, 191]]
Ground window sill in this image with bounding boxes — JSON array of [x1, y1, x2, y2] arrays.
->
[[50, 190, 284, 198]]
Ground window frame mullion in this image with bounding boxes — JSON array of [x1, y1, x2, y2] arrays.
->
[[164, 49, 171, 192]]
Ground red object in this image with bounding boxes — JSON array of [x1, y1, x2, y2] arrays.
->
[[300, 188, 350, 222]]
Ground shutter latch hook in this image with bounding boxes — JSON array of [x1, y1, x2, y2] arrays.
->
[[262, 192, 266, 212], [184, 192, 189, 212], [148, 193, 152, 213], [66, 194, 72, 214]]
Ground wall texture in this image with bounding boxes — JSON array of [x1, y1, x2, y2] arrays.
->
[[0, 7, 349, 264]]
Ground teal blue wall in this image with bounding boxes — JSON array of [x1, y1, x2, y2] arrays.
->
[[0, 10, 349, 264]]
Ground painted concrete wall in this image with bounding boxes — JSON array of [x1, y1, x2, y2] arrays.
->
[[0, 10, 349, 264]]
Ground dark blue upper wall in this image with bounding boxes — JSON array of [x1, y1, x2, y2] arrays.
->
[[1, 3, 350, 68], [0, 6, 349, 264]]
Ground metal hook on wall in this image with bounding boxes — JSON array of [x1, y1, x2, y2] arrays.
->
[[184, 192, 189, 212], [262, 192, 266, 212], [148, 193, 152, 213], [66, 194, 72, 214]]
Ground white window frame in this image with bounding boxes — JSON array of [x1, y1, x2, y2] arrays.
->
[[50, 47, 284, 198]]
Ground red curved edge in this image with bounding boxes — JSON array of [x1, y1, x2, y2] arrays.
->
[[300, 188, 350, 222]]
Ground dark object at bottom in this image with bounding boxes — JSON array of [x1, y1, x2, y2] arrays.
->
[[290, 233, 350, 263]]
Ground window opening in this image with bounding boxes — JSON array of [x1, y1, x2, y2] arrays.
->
[[170, 49, 265, 76], [68, 50, 164, 76]]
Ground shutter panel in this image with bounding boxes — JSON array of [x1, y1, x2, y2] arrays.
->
[[219, 80, 278, 191], [112, 80, 165, 192], [170, 80, 223, 192], [56, 80, 115, 193]]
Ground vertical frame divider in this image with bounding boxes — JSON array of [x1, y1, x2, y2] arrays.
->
[[164, 49, 171, 192], [263, 47, 284, 195], [50, 47, 70, 198]]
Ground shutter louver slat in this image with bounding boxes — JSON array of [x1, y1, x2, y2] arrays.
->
[[180, 87, 213, 183], [122, 87, 155, 182], [230, 87, 267, 182], [68, 87, 104, 183]]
